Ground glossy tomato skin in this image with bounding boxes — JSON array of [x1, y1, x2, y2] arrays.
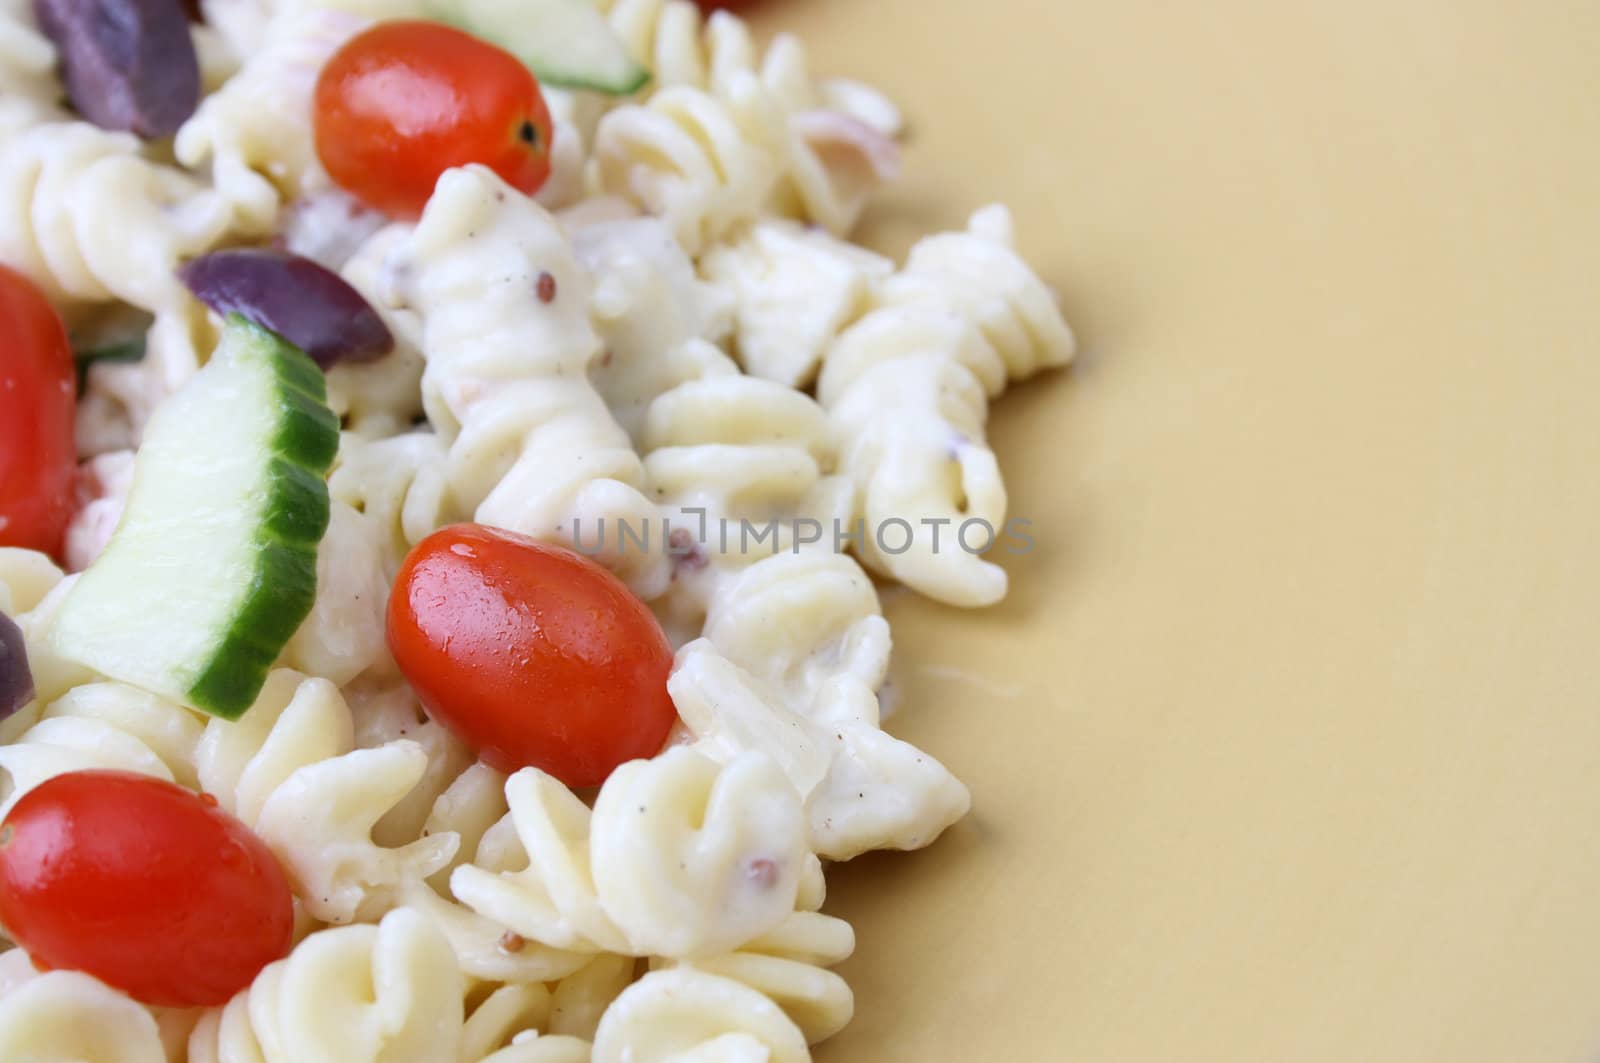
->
[[314, 21, 552, 218], [0, 770, 294, 1007], [0, 265, 76, 557], [388, 524, 677, 787]]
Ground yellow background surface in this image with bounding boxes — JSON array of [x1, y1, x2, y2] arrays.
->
[[745, 1, 1600, 1060]]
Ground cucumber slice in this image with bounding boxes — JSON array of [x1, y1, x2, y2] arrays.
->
[[428, 0, 650, 95], [53, 316, 339, 719]]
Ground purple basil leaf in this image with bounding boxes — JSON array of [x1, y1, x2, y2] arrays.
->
[[0, 612, 33, 724], [180, 248, 395, 368], [34, 0, 200, 138]]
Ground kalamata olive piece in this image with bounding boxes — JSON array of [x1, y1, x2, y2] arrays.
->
[[0, 612, 33, 723], [179, 249, 393, 368], [34, 0, 200, 138]]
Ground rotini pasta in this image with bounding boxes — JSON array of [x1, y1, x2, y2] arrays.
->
[[328, 430, 456, 580], [346, 684, 598, 985], [452, 749, 808, 960], [0, 0, 63, 130], [602, 0, 753, 98], [547, 953, 637, 1041], [640, 357, 854, 634], [600, 0, 902, 137], [389, 165, 669, 595], [572, 215, 732, 442], [478, 1032, 594, 1063], [0, 121, 231, 316], [769, 99, 900, 237], [175, 9, 369, 235], [594, 72, 786, 256], [280, 500, 393, 686], [187, 907, 461, 1063], [195, 670, 458, 923], [324, 223, 429, 439], [0, 948, 206, 1058], [534, 103, 593, 212], [0, 680, 203, 819], [670, 636, 970, 861], [592, 968, 808, 1063], [0, 546, 64, 618], [0, 969, 168, 1063], [699, 551, 889, 710], [198, 0, 420, 69], [652, 860, 855, 1045], [818, 205, 1076, 606], [700, 218, 891, 387], [604, 1, 899, 234]]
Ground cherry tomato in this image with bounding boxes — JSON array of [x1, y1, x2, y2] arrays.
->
[[0, 265, 76, 558], [387, 524, 676, 787], [314, 21, 552, 218], [0, 770, 294, 1007]]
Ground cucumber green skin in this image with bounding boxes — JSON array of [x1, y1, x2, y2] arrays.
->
[[538, 58, 650, 96], [424, 0, 651, 96], [186, 316, 338, 718]]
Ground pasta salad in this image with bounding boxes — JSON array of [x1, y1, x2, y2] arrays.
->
[[0, 0, 1075, 1059]]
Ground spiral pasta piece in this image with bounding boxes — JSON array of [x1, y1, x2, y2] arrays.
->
[[460, 983, 552, 1061], [0, 970, 167, 1063], [329, 431, 456, 580], [701, 219, 891, 387], [602, 0, 754, 97], [572, 215, 732, 442], [548, 953, 637, 1041], [325, 223, 430, 439], [600, 0, 901, 136], [390, 165, 668, 595], [451, 749, 807, 960], [459, 982, 597, 1063], [600, 1, 900, 234], [631, 347, 918, 865], [198, 0, 419, 69], [0, 680, 204, 818], [175, 10, 368, 235], [0, 949, 204, 1058], [336, 684, 598, 986], [701, 550, 890, 709], [188, 907, 463, 1063], [479, 1033, 594, 1063], [0, 0, 64, 130], [0, 121, 231, 316], [670, 637, 969, 861], [868, 204, 1078, 385], [196, 670, 459, 923], [640, 361, 854, 635], [592, 968, 808, 1063], [773, 105, 900, 237], [594, 72, 786, 256], [814, 205, 1076, 606], [280, 500, 393, 686], [655, 888, 855, 1045], [0, 547, 63, 618]]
